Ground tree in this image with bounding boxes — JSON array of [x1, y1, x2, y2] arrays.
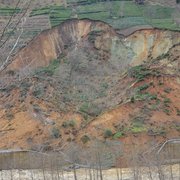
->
[[0, 0, 32, 73]]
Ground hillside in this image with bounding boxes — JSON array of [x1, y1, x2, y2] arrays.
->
[[0, 19, 179, 151]]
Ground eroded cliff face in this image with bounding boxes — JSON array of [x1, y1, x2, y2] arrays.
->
[[125, 29, 180, 65], [6, 19, 180, 74], [7, 19, 115, 72]]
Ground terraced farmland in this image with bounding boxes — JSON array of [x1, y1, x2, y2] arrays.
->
[[0, 0, 179, 68]]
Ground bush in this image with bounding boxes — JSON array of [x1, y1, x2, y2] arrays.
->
[[164, 88, 172, 94], [176, 108, 180, 116], [131, 126, 147, 133], [6, 112, 14, 120], [51, 127, 61, 138], [133, 92, 157, 101], [20, 81, 31, 97], [163, 98, 171, 104], [136, 83, 149, 91], [147, 127, 166, 136], [68, 120, 76, 127], [32, 104, 41, 113], [113, 132, 123, 139], [32, 84, 45, 98], [104, 129, 113, 138], [163, 108, 171, 115], [62, 120, 76, 128], [128, 65, 150, 82], [81, 135, 90, 144], [79, 103, 102, 117], [130, 116, 147, 133]]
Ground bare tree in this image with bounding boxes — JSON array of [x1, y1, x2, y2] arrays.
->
[[0, 0, 33, 73]]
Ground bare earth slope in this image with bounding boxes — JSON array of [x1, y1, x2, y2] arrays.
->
[[0, 19, 179, 151]]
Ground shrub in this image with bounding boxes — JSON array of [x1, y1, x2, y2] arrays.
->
[[6, 112, 14, 120], [104, 129, 113, 138], [176, 108, 180, 116], [79, 103, 102, 117], [33, 104, 41, 113], [62, 120, 76, 128], [68, 120, 76, 127], [163, 108, 171, 115], [163, 98, 171, 104], [134, 92, 157, 101], [130, 116, 147, 133], [6, 70, 15, 76], [136, 83, 149, 91], [128, 65, 150, 82], [113, 132, 123, 139], [130, 96, 135, 103], [79, 102, 90, 114], [51, 127, 61, 138], [0, 84, 17, 93], [148, 127, 166, 136], [32, 85, 45, 98], [81, 135, 90, 144], [164, 88, 172, 94], [131, 126, 147, 133], [20, 81, 31, 97]]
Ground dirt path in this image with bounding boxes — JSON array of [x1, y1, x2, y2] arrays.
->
[[116, 25, 153, 37]]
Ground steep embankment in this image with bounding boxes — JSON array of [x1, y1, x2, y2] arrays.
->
[[7, 19, 180, 72], [0, 19, 179, 150]]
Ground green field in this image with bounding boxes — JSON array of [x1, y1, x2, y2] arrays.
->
[[0, 1, 179, 30]]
